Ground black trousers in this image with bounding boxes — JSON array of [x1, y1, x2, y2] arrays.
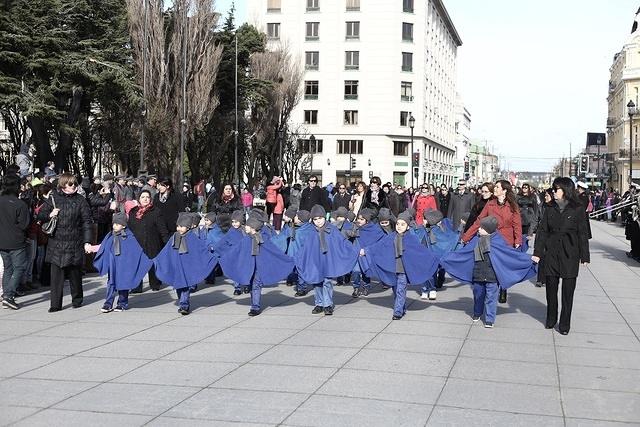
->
[[50, 264, 83, 309], [135, 264, 161, 291], [545, 276, 577, 332]]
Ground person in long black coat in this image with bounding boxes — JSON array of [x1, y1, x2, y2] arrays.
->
[[37, 174, 93, 312], [533, 177, 590, 335], [363, 176, 389, 213], [128, 190, 170, 292], [463, 182, 494, 233], [153, 178, 185, 233], [213, 183, 242, 214], [300, 175, 330, 212]]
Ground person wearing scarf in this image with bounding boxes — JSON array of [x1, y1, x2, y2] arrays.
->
[[345, 208, 385, 297], [153, 213, 217, 315], [331, 206, 353, 286], [421, 209, 458, 301], [93, 212, 152, 313], [290, 210, 313, 296], [470, 216, 500, 328]]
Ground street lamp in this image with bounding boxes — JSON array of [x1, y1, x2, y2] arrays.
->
[[628, 100, 637, 187], [309, 134, 316, 178], [409, 113, 415, 188], [277, 129, 284, 174]]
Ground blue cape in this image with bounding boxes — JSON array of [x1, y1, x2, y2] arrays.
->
[[270, 223, 291, 253], [364, 232, 440, 286], [439, 233, 537, 289], [294, 223, 359, 284], [410, 224, 427, 244], [153, 231, 218, 289], [287, 222, 315, 257], [217, 231, 295, 286], [441, 217, 455, 232], [353, 222, 386, 271], [424, 224, 460, 259], [519, 234, 529, 253], [206, 225, 226, 250], [94, 231, 153, 290]]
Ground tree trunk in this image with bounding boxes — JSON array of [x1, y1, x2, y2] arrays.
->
[[27, 116, 53, 171], [55, 86, 84, 172]]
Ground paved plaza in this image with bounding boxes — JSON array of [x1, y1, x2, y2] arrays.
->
[[1, 220, 639, 426]]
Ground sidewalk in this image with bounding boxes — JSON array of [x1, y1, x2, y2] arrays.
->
[[1, 221, 639, 426]]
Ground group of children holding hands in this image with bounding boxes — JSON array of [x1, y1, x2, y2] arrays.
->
[[91, 203, 537, 327]]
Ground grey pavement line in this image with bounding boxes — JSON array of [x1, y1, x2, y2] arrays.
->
[[552, 326, 568, 427]]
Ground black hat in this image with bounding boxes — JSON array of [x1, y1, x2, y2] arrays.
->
[[204, 212, 217, 223], [115, 174, 126, 181], [405, 207, 416, 219], [334, 206, 349, 219], [296, 210, 311, 223], [346, 211, 356, 222], [147, 174, 157, 181], [217, 213, 231, 231], [250, 208, 268, 223], [358, 208, 374, 222], [284, 207, 297, 220], [103, 174, 114, 182], [176, 212, 192, 228], [246, 217, 263, 231], [310, 204, 326, 219], [480, 216, 498, 234], [397, 211, 412, 224], [424, 209, 443, 226], [190, 213, 201, 227], [112, 212, 127, 227], [231, 210, 245, 224], [378, 208, 394, 222]]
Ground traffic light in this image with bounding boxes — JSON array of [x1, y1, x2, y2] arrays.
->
[[412, 152, 420, 167], [579, 155, 589, 174], [464, 159, 470, 173], [351, 156, 356, 169]]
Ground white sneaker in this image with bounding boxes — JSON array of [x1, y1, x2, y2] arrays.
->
[[428, 290, 437, 300], [421, 292, 430, 300]]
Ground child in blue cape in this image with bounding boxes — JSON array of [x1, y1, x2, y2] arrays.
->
[[290, 210, 314, 297], [249, 208, 274, 241], [361, 211, 439, 319], [345, 208, 386, 297], [377, 208, 396, 235], [225, 210, 248, 295], [421, 209, 459, 301], [332, 207, 353, 286], [204, 212, 225, 250], [94, 212, 153, 313], [153, 213, 218, 315], [271, 207, 297, 254], [217, 216, 294, 316], [294, 205, 359, 315], [440, 216, 537, 328]]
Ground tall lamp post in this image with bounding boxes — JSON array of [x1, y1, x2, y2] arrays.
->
[[277, 129, 284, 175], [409, 113, 415, 189], [628, 100, 637, 187], [309, 134, 316, 180]]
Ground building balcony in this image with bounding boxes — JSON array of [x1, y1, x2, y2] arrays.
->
[[304, 94, 318, 100], [344, 94, 358, 100], [607, 117, 618, 128], [401, 95, 414, 102], [618, 148, 640, 159]]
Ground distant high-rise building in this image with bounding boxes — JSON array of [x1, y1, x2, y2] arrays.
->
[[248, 0, 462, 187]]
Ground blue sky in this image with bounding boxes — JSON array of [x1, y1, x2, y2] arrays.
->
[[217, 0, 246, 24]]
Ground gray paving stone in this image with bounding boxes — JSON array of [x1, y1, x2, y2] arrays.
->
[[148, 418, 271, 427], [0, 405, 41, 426], [460, 339, 557, 364], [317, 369, 446, 405], [79, 339, 190, 359], [385, 319, 470, 338], [235, 314, 319, 330], [163, 342, 272, 363], [426, 406, 565, 426], [253, 344, 359, 368], [30, 321, 145, 340], [0, 320, 62, 335], [556, 347, 640, 370], [570, 320, 636, 336], [212, 363, 335, 393], [86, 311, 180, 325], [365, 332, 464, 355], [0, 336, 110, 356], [125, 324, 222, 342], [12, 409, 153, 426], [344, 348, 456, 377], [0, 378, 98, 407], [203, 326, 298, 344], [164, 313, 247, 328], [559, 365, 640, 393], [282, 330, 377, 348], [113, 360, 238, 387], [284, 394, 431, 427], [166, 388, 308, 424], [400, 306, 476, 324], [450, 356, 559, 386], [554, 331, 640, 351], [0, 353, 63, 378], [18, 356, 146, 382], [466, 324, 554, 344], [54, 383, 198, 416], [5, 308, 97, 322], [562, 388, 640, 423], [564, 418, 640, 427], [305, 316, 391, 333], [438, 378, 563, 416]]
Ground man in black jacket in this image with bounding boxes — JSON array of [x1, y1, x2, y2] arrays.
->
[[332, 183, 351, 210], [0, 175, 30, 309], [300, 175, 330, 212]]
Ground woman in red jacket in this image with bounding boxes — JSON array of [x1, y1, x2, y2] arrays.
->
[[266, 176, 283, 219], [413, 184, 439, 226], [462, 179, 522, 303]]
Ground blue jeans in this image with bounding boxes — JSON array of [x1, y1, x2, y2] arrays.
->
[[0, 247, 28, 299], [176, 287, 191, 310], [392, 273, 408, 317], [472, 282, 499, 323], [250, 275, 264, 311], [313, 279, 334, 307], [351, 262, 370, 289], [422, 273, 437, 293], [104, 282, 129, 309]]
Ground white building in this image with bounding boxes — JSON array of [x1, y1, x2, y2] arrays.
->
[[248, 0, 462, 188], [454, 92, 471, 181]]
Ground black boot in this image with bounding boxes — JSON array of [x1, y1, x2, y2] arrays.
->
[[498, 289, 507, 304]]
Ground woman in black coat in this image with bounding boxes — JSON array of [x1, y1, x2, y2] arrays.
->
[[37, 174, 93, 312], [128, 190, 170, 292], [463, 182, 494, 233], [213, 182, 241, 214], [153, 177, 185, 233], [533, 177, 590, 335]]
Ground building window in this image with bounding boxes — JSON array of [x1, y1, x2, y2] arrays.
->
[[403, 0, 414, 13], [344, 80, 358, 99], [306, 22, 319, 40], [346, 0, 360, 11], [304, 110, 318, 124], [345, 51, 359, 70], [402, 52, 412, 71], [346, 21, 360, 39], [267, 0, 281, 12], [337, 139, 363, 154], [400, 111, 410, 127], [306, 0, 319, 11], [266, 23, 280, 40], [344, 110, 358, 125], [402, 23, 413, 41], [401, 81, 413, 101], [304, 81, 319, 100], [305, 51, 319, 70], [298, 138, 323, 154], [393, 141, 409, 156]]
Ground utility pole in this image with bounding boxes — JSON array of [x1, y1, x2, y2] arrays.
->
[[139, 0, 148, 174], [234, 32, 239, 188], [179, 3, 187, 186]]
